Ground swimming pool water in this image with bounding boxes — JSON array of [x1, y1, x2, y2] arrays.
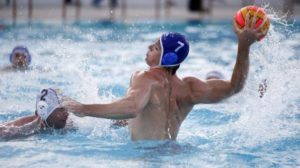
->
[[0, 20, 299, 167]]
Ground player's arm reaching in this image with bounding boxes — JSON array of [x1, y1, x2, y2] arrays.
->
[[185, 13, 265, 104]]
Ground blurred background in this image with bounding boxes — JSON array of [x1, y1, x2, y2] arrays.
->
[[0, 0, 299, 24]]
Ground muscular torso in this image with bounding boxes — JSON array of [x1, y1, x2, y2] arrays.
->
[[128, 69, 194, 140]]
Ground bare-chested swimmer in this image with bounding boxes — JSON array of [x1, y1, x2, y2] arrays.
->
[[63, 15, 264, 141]]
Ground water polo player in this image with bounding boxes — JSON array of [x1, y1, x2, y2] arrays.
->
[[9, 45, 32, 69], [0, 88, 69, 139], [63, 15, 264, 141]]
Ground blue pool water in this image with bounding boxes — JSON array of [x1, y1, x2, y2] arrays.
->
[[0, 19, 299, 167]]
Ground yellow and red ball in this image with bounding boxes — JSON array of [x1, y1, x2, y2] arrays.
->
[[234, 6, 270, 40]]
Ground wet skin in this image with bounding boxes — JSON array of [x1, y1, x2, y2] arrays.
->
[[46, 108, 69, 129], [12, 53, 29, 68]]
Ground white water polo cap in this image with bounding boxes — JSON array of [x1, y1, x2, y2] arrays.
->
[[36, 88, 61, 121], [159, 32, 189, 67]]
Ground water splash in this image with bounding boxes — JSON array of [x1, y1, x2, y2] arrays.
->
[[211, 8, 300, 147]]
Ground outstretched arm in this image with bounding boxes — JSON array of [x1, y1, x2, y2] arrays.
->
[[186, 13, 265, 104], [0, 115, 42, 139], [63, 71, 152, 119]]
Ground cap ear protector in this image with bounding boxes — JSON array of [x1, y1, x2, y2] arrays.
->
[[161, 52, 178, 65], [37, 89, 49, 120], [159, 33, 189, 67], [37, 100, 49, 120]]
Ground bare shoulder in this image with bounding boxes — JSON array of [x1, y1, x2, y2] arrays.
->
[[128, 71, 154, 90], [131, 70, 147, 79], [131, 70, 157, 83], [183, 76, 199, 83], [182, 76, 212, 104], [183, 76, 207, 89]]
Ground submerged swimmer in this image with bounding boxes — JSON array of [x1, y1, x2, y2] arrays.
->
[[0, 88, 69, 139], [63, 16, 263, 141], [4, 46, 32, 71], [0, 46, 51, 73]]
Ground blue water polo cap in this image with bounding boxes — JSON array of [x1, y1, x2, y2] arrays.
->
[[9, 45, 32, 65], [159, 32, 189, 67]]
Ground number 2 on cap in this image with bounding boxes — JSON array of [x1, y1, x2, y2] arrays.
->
[[40, 89, 48, 101]]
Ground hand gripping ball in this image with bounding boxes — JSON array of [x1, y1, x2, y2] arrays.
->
[[234, 6, 270, 40]]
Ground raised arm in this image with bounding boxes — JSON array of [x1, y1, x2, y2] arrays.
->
[[185, 14, 265, 104], [63, 71, 152, 119]]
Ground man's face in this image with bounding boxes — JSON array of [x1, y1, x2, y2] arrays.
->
[[146, 39, 161, 67], [12, 52, 29, 68], [46, 108, 69, 129]]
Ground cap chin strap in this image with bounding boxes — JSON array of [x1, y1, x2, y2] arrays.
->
[[37, 101, 48, 119], [158, 36, 164, 66], [36, 100, 51, 127], [157, 63, 180, 68], [155, 62, 180, 68], [150, 64, 180, 72], [40, 119, 50, 129]]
